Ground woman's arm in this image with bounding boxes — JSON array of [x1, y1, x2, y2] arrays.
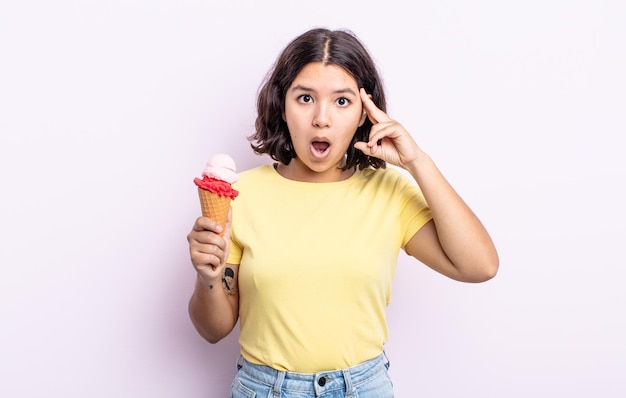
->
[[403, 153, 498, 282], [355, 88, 499, 282], [187, 213, 239, 343]]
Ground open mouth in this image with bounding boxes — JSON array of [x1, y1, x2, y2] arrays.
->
[[311, 140, 330, 157]]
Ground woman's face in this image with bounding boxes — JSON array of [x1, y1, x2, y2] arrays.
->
[[281, 62, 366, 183]]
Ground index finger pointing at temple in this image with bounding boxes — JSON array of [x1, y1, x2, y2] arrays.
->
[[360, 88, 390, 124]]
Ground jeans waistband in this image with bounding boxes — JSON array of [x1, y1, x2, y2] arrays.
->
[[236, 353, 389, 395]]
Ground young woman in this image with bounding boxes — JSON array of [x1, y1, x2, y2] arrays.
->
[[187, 28, 498, 397]]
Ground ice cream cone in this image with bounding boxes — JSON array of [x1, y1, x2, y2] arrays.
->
[[198, 187, 231, 236]]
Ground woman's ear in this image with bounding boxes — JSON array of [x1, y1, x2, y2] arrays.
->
[[358, 110, 367, 127], [358, 93, 373, 127]]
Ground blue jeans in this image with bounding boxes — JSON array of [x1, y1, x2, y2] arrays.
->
[[230, 353, 394, 397]]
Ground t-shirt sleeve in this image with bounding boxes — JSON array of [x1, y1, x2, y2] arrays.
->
[[396, 175, 432, 249], [226, 236, 242, 265], [226, 198, 243, 265]]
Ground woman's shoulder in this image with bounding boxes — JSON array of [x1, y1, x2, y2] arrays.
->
[[238, 163, 274, 177], [233, 163, 275, 187], [355, 166, 423, 199], [358, 165, 409, 184]]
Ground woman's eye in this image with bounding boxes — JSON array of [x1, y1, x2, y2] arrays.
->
[[336, 97, 350, 107], [299, 94, 312, 103]]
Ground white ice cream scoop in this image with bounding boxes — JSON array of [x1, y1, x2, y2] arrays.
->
[[202, 153, 238, 184]]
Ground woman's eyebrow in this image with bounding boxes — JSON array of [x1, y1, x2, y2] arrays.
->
[[290, 84, 314, 92], [290, 85, 357, 96], [334, 88, 358, 96]]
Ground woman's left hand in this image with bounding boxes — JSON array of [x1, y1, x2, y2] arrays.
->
[[354, 88, 422, 169]]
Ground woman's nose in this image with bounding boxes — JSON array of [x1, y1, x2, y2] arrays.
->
[[312, 104, 331, 128]]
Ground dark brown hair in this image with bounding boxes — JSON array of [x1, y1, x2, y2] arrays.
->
[[249, 28, 387, 170]]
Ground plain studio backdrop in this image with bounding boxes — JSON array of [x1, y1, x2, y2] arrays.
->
[[1, 1, 624, 397]]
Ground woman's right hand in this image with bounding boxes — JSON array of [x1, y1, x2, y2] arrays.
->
[[187, 209, 239, 343], [187, 209, 231, 287]]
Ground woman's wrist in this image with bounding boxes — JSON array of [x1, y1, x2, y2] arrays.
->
[[404, 150, 433, 180], [196, 272, 223, 293]]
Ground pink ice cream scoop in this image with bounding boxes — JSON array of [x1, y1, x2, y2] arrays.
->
[[194, 154, 239, 200]]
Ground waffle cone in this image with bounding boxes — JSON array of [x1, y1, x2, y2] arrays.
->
[[198, 188, 231, 236]]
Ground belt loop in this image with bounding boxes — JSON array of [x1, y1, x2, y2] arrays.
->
[[236, 355, 243, 371], [382, 350, 391, 370], [272, 370, 286, 398], [342, 368, 354, 397]]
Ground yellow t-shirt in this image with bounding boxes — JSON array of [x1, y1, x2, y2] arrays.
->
[[227, 164, 431, 372]]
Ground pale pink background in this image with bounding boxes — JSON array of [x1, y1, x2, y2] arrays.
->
[[1, 1, 625, 397]]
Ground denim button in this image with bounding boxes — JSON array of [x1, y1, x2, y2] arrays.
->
[[317, 376, 326, 386]]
